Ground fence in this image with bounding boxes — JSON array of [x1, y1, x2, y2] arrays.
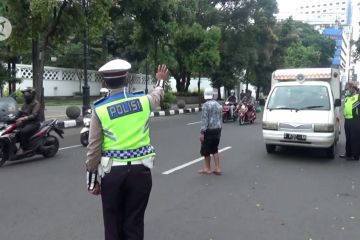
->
[[11, 64, 155, 97]]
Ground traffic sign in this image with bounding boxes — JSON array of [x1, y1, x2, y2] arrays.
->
[[0, 16, 12, 41]]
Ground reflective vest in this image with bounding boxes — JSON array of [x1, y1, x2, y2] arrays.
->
[[94, 92, 155, 162], [344, 94, 360, 119]]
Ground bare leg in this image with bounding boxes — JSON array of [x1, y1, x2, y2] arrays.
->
[[213, 153, 221, 175], [198, 156, 212, 174], [204, 156, 211, 170]]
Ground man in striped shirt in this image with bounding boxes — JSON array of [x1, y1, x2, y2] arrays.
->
[[198, 87, 223, 175]]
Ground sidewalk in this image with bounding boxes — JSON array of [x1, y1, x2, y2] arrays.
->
[[48, 103, 203, 129]]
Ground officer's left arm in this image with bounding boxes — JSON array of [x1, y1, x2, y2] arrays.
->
[[86, 114, 103, 192]]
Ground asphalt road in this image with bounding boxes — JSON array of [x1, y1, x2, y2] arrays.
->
[[1, 113, 360, 240]]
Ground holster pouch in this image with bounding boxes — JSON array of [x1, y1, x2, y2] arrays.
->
[[98, 156, 113, 178], [141, 156, 154, 169]]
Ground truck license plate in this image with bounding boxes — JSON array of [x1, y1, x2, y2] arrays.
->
[[284, 133, 306, 141]]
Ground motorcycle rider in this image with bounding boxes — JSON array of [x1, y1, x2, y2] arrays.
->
[[15, 87, 41, 155], [237, 89, 255, 115], [99, 88, 110, 98], [239, 89, 255, 106], [226, 90, 237, 118]]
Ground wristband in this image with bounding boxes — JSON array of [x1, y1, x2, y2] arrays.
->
[[156, 79, 165, 88], [86, 171, 98, 191]]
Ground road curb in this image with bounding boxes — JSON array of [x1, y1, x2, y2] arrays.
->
[[57, 107, 202, 129]]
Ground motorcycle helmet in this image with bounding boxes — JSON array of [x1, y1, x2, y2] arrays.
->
[[100, 88, 110, 98], [21, 87, 36, 104]]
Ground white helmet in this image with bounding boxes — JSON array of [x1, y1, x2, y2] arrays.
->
[[100, 88, 109, 97], [204, 87, 214, 100], [230, 90, 235, 95]]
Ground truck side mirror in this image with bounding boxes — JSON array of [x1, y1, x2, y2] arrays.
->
[[334, 99, 341, 107]]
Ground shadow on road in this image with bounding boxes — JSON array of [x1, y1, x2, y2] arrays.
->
[[0, 155, 56, 168], [268, 146, 337, 163]]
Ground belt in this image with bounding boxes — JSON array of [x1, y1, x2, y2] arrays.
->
[[112, 160, 143, 166]]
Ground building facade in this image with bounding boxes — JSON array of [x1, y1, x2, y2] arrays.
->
[[285, 0, 359, 85], [293, 0, 352, 26]]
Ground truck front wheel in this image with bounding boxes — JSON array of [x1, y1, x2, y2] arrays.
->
[[325, 144, 335, 159], [266, 144, 276, 154]]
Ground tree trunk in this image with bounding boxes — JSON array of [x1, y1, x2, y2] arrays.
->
[[101, 33, 108, 64], [153, 38, 158, 77], [32, 38, 45, 121], [198, 73, 201, 108], [11, 61, 16, 93], [256, 85, 260, 100], [184, 72, 191, 92], [175, 76, 184, 92], [217, 88, 221, 100]]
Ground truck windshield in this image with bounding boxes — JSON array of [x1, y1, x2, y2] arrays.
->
[[267, 85, 330, 111]]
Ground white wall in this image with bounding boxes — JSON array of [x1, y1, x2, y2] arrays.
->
[[18, 79, 102, 97], [13, 64, 152, 97]]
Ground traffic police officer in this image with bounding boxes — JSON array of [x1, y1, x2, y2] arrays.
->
[[340, 82, 360, 161], [86, 59, 168, 240]]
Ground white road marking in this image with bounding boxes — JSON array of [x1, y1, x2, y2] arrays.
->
[[59, 145, 83, 151], [162, 146, 232, 175], [186, 121, 201, 125]]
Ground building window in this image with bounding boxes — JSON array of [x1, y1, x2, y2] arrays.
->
[[305, 12, 309, 14], [306, 6, 309, 8], [301, 6, 304, 9], [312, 11, 315, 13], [324, 4, 327, 6], [317, 10, 320, 13], [323, 10, 326, 12], [342, 8, 345, 10], [330, 3, 333, 6]]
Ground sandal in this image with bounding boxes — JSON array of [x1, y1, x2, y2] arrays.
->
[[212, 169, 222, 175], [198, 168, 212, 174]]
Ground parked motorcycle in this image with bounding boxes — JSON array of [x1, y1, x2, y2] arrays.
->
[[80, 109, 92, 147], [0, 114, 64, 167], [222, 101, 238, 123], [236, 103, 256, 125]]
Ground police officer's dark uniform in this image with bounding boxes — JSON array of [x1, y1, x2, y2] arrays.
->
[[341, 84, 360, 161], [86, 59, 168, 240]]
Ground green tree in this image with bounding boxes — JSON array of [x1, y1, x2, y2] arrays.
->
[[285, 43, 321, 68], [272, 19, 334, 69], [3, 0, 112, 119], [353, 39, 360, 63]]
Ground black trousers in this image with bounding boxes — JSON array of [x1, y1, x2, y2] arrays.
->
[[344, 118, 360, 158], [19, 122, 40, 149], [101, 164, 152, 240]]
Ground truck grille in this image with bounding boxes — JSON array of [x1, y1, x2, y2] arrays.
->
[[278, 123, 313, 132]]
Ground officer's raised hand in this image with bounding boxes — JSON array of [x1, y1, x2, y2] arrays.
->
[[155, 64, 169, 84]]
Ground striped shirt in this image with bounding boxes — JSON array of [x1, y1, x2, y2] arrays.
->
[[200, 100, 222, 133]]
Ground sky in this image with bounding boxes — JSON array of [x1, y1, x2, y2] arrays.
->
[[276, 0, 299, 19]]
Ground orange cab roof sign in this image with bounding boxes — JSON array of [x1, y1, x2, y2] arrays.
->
[[273, 68, 332, 80]]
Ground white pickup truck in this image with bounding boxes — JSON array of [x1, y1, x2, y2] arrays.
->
[[262, 68, 342, 158]]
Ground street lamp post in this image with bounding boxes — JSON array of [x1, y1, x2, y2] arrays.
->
[[82, 0, 90, 116], [145, 57, 148, 94]]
